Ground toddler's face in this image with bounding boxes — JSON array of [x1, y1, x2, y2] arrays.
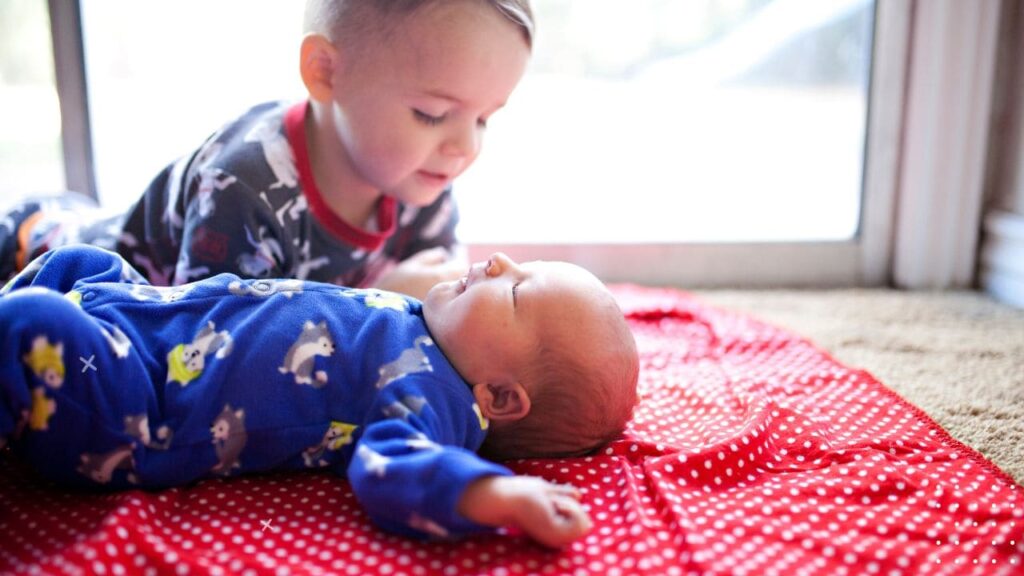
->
[[329, 1, 530, 206], [423, 253, 611, 388]]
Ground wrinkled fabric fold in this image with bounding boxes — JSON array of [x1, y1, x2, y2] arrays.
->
[[2, 284, 1021, 575]]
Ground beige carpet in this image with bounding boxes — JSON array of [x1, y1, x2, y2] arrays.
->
[[694, 288, 1024, 484]]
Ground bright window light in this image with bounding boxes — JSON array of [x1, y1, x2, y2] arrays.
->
[[0, 0, 64, 206], [77, 0, 874, 245], [457, 0, 875, 243], [80, 0, 305, 210]]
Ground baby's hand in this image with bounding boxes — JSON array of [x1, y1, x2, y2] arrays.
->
[[457, 475, 592, 548], [375, 247, 465, 300]]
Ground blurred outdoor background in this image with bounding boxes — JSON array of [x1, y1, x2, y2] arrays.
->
[[0, 0, 875, 243]]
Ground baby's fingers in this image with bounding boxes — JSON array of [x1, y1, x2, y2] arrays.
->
[[523, 493, 591, 548], [547, 482, 582, 500], [552, 493, 591, 533]]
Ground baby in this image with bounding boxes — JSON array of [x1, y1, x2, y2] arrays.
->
[[0, 245, 638, 547]]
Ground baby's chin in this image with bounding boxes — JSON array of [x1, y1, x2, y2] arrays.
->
[[422, 278, 451, 306], [420, 284, 448, 327]]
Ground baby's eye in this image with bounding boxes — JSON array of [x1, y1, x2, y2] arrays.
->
[[413, 109, 445, 126], [512, 282, 520, 307], [477, 117, 488, 129]]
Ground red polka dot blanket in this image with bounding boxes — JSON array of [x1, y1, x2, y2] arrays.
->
[[1, 285, 1022, 575]]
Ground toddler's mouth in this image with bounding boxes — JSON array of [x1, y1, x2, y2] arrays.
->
[[417, 170, 449, 186]]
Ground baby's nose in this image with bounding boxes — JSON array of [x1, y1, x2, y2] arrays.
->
[[485, 253, 510, 277]]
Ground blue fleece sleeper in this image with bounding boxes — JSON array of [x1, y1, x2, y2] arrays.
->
[[0, 245, 511, 539]]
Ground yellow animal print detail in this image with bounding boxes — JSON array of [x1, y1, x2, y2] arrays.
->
[[472, 403, 489, 431], [23, 335, 65, 389], [328, 422, 358, 449], [30, 388, 56, 430], [166, 344, 201, 385], [364, 291, 408, 312]]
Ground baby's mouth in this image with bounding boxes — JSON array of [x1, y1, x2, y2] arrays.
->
[[457, 260, 487, 295]]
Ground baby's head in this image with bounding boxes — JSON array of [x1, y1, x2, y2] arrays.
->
[[300, 1, 533, 207], [423, 253, 640, 460]]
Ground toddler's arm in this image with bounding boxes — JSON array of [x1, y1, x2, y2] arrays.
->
[[374, 189, 463, 300], [374, 246, 467, 300], [457, 475, 592, 548]]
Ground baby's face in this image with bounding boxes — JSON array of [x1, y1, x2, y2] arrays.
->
[[423, 253, 613, 388], [328, 0, 530, 207]]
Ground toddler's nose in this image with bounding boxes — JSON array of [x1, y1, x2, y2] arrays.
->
[[441, 122, 481, 160]]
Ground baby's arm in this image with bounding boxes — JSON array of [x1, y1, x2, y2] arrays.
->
[[348, 377, 592, 546], [348, 417, 514, 538], [347, 382, 514, 540], [457, 475, 592, 548]]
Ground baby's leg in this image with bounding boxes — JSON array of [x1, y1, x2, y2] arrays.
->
[[2, 244, 149, 296], [0, 288, 157, 489]]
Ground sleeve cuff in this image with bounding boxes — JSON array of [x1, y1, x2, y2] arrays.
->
[[425, 450, 514, 536]]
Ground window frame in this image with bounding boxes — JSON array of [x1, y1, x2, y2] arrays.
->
[[49, 0, 912, 287], [466, 0, 912, 288], [47, 0, 95, 199]]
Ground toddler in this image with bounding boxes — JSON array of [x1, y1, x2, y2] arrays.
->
[[0, 245, 638, 548], [0, 0, 533, 300]]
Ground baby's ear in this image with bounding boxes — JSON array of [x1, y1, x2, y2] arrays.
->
[[300, 33, 339, 102], [472, 382, 531, 422]]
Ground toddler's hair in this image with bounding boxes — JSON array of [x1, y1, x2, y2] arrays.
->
[[304, 0, 534, 48], [480, 303, 640, 460]]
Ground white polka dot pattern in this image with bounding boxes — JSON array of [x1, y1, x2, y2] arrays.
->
[[1, 285, 1021, 575]]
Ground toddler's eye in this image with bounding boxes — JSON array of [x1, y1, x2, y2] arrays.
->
[[413, 109, 445, 126], [477, 117, 488, 129]]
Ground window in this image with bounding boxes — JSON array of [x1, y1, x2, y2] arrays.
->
[[79, 0, 305, 210], [458, 0, 876, 244], [0, 0, 63, 206], [45, 0, 910, 286]]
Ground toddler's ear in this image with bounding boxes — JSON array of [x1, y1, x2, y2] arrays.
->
[[300, 33, 339, 102], [472, 382, 531, 422]]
